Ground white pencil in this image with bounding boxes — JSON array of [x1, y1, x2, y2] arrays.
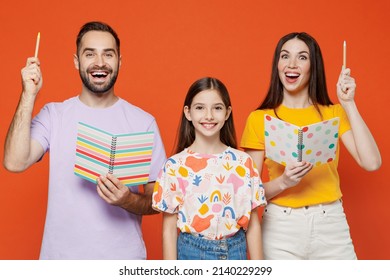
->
[[34, 32, 40, 58], [343, 40, 346, 69]]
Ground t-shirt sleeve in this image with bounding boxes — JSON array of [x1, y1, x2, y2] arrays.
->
[[245, 156, 267, 209], [335, 104, 351, 136], [152, 159, 183, 213], [240, 111, 265, 150], [31, 104, 51, 153], [147, 120, 167, 182]]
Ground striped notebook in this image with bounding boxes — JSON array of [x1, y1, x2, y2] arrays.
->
[[74, 122, 154, 187]]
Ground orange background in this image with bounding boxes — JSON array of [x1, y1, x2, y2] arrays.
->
[[0, 0, 389, 260]]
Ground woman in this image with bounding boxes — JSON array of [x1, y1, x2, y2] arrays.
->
[[240, 32, 381, 259]]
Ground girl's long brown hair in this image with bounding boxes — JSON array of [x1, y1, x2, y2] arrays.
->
[[174, 77, 237, 154]]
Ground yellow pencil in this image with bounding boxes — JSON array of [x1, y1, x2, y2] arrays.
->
[[343, 40, 346, 69], [34, 32, 40, 58]]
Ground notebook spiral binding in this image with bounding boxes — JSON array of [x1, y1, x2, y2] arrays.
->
[[109, 136, 117, 174], [297, 130, 303, 162]]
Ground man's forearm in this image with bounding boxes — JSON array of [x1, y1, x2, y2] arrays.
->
[[120, 191, 159, 215], [3, 93, 36, 171]]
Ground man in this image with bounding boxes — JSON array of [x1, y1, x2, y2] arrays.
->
[[3, 21, 166, 259]]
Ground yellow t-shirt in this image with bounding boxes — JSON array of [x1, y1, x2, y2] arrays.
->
[[240, 104, 351, 207]]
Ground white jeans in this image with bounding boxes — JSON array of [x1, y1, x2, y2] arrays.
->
[[262, 200, 357, 260]]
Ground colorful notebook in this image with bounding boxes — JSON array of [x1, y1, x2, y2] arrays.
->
[[264, 115, 340, 166], [74, 122, 154, 186]]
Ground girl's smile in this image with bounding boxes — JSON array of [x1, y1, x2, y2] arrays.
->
[[184, 89, 231, 141]]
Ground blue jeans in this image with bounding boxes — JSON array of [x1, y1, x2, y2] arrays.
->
[[177, 229, 247, 260]]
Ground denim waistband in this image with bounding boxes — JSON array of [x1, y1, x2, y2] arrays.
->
[[179, 229, 245, 250], [303, 199, 342, 209], [265, 199, 343, 215]]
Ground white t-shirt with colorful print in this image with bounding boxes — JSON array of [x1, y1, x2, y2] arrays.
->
[[152, 147, 266, 240]]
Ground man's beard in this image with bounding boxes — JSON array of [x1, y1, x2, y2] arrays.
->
[[79, 66, 119, 94]]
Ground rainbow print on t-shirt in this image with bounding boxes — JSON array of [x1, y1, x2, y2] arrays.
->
[[74, 122, 154, 187], [264, 115, 339, 167]]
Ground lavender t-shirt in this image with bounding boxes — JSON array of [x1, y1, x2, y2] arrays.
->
[[30, 96, 166, 259]]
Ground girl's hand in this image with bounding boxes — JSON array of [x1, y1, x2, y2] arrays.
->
[[337, 67, 356, 105], [279, 161, 313, 190]]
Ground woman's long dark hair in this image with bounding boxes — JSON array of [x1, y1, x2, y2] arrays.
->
[[258, 32, 333, 117], [174, 77, 237, 154]]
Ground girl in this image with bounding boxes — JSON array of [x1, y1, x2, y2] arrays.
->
[[152, 77, 266, 260], [241, 32, 381, 259]]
